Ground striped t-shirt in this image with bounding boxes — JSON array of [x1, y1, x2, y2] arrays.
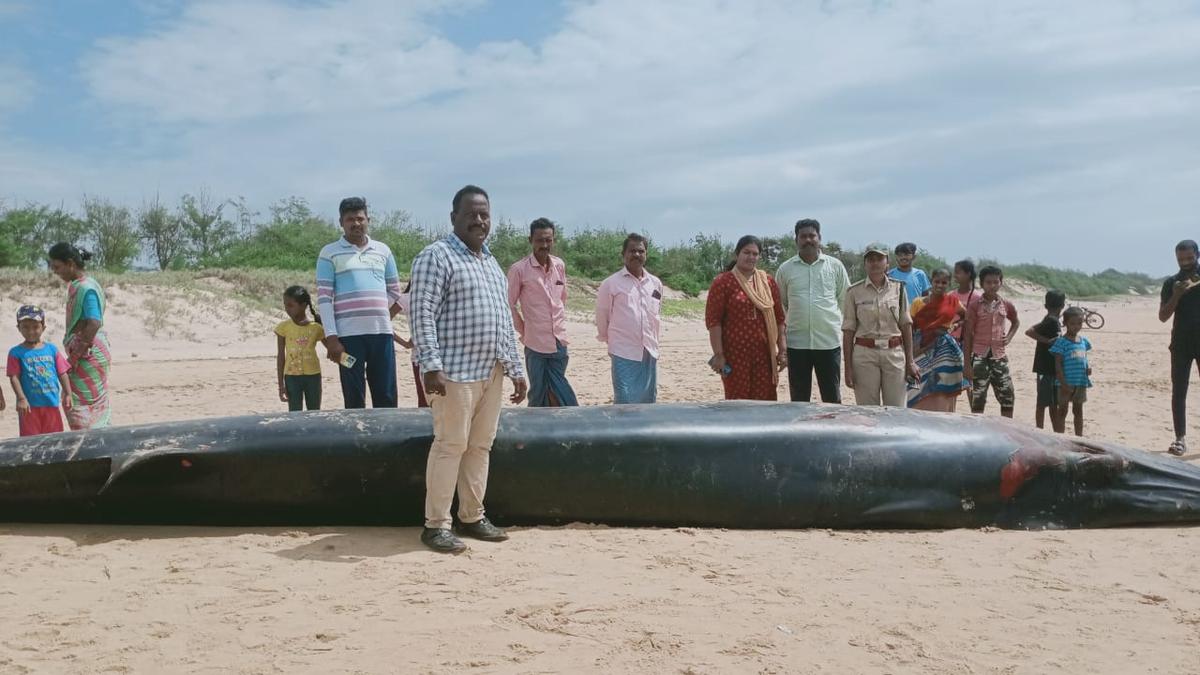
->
[[1049, 335, 1092, 387], [315, 236, 403, 337]]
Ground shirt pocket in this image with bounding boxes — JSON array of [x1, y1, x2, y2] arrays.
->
[[856, 299, 879, 330], [647, 292, 662, 315]]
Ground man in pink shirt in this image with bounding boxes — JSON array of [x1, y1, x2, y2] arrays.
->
[[507, 218, 579, 407], [962, 265, 1021, 418], [595, 233, 663, 404]]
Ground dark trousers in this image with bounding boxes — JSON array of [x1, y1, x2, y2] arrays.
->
[[284, 374, 322, 411], [1171, 337, 1200, 436], [338, 334, 397, 409], [787, 347, 842, 403]]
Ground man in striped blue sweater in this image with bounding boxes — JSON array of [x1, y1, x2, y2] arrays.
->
[[316, 197, 404, 408]]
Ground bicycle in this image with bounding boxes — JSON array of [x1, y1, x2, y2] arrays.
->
[[1076, 306, 1105, 330]]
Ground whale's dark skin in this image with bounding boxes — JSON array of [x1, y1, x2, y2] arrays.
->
[[1, 402, 1198, 529]]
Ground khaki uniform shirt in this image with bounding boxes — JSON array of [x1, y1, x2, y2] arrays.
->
[[841, 276, 911, 339]]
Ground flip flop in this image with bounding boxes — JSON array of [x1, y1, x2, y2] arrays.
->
[[1168, 439, 1187, 457]]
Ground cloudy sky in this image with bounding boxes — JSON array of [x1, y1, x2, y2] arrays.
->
[[1, 0, 1197, 272]]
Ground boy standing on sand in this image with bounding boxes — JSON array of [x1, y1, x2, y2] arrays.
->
[[1026, 290, 1066, 432], [963, 266, 1020, 418], [6, 305, 71, 436], [888, 242, 931, 301], [1051, 307, 1093, 437], [1160, 239, 1200, 456]]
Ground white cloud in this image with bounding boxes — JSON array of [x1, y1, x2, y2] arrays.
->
[[7, 0, 1197, 273], [0, 1, 29, 17], [0, 63, 33, 113]]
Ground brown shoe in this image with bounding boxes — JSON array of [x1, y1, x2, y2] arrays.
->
[[455, 517, 508, 542]]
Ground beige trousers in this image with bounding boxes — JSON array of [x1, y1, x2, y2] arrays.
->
[[852, 346, 907, 407], [424, 363, 505, 529]]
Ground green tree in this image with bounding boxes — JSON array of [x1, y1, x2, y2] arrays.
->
[[0, 202, 88, 268], [822, 241, 863, 282], [757, 234, 793, 274], [0, 198, 17, 267], [485, 218, 535, 271], [656, 233, 730, 295], [560, 228, 634, 280], [82, 196, 139, 272], [139, 196, 188, 270], [372, 209, 433, 275], [218, 196, 337, 270], [180, 190, 236, 265]]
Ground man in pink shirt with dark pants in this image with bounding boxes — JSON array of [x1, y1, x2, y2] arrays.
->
[[507, 218, 579, 407], [595, 233, 663, 404]]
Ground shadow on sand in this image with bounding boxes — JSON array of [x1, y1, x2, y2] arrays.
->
[[0, 523, 429, 560]]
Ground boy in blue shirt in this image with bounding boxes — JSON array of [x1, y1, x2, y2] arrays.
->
[[1050, 307, 1092, 438], [6, 305, 71, 436], [888, 242, 931, 301]]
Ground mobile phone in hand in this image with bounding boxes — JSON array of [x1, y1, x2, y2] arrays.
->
[[707, 355, 732, 376]]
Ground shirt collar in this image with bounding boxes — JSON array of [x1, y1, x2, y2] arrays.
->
[[526, 253, 556, 269], [446, 233, 492, 259], [621, 266, 649, 281], [793, 253, 826, 266], [866, 275, 892, 292], [339, 235, 372, 249]]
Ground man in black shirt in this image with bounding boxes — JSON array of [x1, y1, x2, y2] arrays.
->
[[1159, 239, 1200, 456], [1026, 289, 1066, 432]]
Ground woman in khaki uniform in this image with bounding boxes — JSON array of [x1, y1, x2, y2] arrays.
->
[[841, 244, 921, 406]]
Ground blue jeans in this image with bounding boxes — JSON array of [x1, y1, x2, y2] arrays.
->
[[337, 333, 397, 409]]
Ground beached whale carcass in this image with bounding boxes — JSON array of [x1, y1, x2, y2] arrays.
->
[[0, 402, 1198, 529]]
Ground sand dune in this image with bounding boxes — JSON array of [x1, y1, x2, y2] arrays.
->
[[1, 287, 1198, 673]]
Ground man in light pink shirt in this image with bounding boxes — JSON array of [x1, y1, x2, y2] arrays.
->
[[507, 218, 579, 407], [595, 233, 663, 403]]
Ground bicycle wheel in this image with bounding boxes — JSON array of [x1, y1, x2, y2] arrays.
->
[[1085, 310, 1104, 330]]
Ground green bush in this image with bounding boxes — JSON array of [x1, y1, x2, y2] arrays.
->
[[0, 193, 1166, 300], [556, 228, 634, 280], [219, 219, 339, 270], [217, 198, 338, 270], [1000, 263, 1155, 298], [656, 234, 731, 295], [0, 204, 89, 269], [372, 224, 436, 275]]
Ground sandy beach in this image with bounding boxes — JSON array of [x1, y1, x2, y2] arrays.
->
[[1, 284, 1198, 673]]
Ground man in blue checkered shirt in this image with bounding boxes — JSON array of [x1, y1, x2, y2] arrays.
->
[[409, 184, 528, 554]]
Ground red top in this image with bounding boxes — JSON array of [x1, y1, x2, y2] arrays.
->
[[966, 295, 1018, 358]]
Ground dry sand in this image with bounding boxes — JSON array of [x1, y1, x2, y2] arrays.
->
[[1, 283, 1198, 673]]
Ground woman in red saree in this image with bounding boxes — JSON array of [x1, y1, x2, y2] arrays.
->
[[705, 236, 787, 400], [907, 269, 967, 412]]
